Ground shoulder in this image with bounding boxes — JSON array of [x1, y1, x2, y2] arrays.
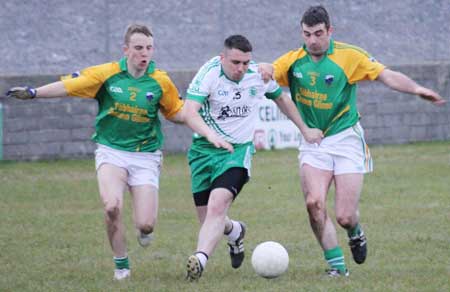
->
[[150, 68, 172, 82], [277, 48, 307, 61], [86, 61, 120, 74], [333, 41, 373, 59], [192, 56, 222, 85], [61, 61, 120, 82], [274, 48, 308, 68], [198, 56, 222, 76], [82, 62, 121, 80]]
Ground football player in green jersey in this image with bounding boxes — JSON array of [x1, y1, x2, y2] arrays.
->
[[7, 23, 231, 281], [260, 5, 446, 277]]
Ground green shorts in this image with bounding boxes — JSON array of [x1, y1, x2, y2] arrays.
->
[[188, 141, 255, 193]]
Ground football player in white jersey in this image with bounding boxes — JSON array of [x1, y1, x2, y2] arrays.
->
[[183, 35, 323, 281]]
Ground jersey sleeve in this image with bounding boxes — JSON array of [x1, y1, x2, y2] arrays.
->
[[333, 46, 386, 84], [61, 63, 120, 98], [349, 53, 385, 83], [153, 71, 183, 119], [264, 79, 283, 100], [273, 50, 302, 87]]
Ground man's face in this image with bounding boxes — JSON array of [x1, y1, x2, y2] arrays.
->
[[301, 23, 332, 58], [220, 48, 251, 81], [124, 33, 154, 72]]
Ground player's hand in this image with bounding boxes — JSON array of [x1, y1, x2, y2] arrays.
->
[[416, 86, 446, 105], [258, 63, 274, 83], [206, 132, 234, 153], [6, 86, 37, 100], [303, 128, 324, 145]]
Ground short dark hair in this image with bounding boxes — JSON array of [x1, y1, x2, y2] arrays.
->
[[224, 35, 253, 53], [124, 24, 153, 45], [301, 5, 330, 29]]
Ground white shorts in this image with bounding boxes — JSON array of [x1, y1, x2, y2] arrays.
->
[[95, 144, 163, 188], [298, 122, 372, 175]]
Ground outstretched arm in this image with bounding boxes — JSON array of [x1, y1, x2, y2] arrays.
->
[[7, 81, 68, 100], [170, 99, 234, 152], [273, 92, 323, 144], [377, 69, 446, 105]]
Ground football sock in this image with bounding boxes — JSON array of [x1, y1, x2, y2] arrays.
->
[[195, 251, 209, 269], [114, 256, 130, 270], [324, 246, 346, 272], [347, 223, 362, 238], [225, 220, 242, 241]]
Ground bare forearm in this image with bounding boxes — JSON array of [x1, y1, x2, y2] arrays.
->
[[377, 69, 446, 105], [377, 69, 420, 94], [185, 113, 217, 137], [36, 81, 68, 98]]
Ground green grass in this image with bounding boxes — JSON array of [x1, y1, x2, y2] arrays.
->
[[0, 142, 449, 291]]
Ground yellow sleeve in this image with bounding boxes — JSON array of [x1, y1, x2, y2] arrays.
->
[[273, 49, 305, 87], [350, 54, 385, 83], [61, 62, 121, 98], [331, 43, 385, 84], [153, 70, 183, 119]]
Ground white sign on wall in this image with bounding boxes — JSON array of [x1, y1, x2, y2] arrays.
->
[[253, 98, 301, 150]]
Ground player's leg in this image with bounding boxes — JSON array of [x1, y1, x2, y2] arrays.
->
[[192, 194, 238, 242], [197, 187, 234, 258], [301, 163, 349, 275], [187, 187, 234, 281], [333, 122, 372, 265], [186, 144, 252, 280], [186, 148, 213, 281], [187, 168, 248, 280], [300, 164, 335, 249], [97, 163, 129, 279], [335, 173, 367, 264], [334, 173, 363, 229], [130, 185, 158, 247], [127, 151, 162, 247], [193, 189, 209, 224], [215, 168, 248, 269]]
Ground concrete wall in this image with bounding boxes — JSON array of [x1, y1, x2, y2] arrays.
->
[[1, 0, 449, 75], [1, 0, 449, 160], [1, 64, 449, 160]]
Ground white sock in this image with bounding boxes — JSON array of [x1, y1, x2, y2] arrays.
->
[[226, 220, 242, 242], [195, 251, 208, 268]]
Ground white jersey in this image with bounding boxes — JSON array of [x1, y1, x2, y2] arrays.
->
[[186, 56, 282, 144]]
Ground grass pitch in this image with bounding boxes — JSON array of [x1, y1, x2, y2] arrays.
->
[[0, 142, 449, 291]]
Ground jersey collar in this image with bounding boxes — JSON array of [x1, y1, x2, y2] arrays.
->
[[119, 57, 156, 74]]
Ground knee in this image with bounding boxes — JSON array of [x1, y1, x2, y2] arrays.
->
[[206, 192, 231, 218], [137, 223, 155, 235], [336, 214, 353, 229], [206, 203, 226, 218], [305, 197, 325, 217], [104, 200, 120, 221]]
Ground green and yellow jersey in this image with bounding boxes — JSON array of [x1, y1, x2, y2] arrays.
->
[[62, 57, 183, 152], [273, 40, 385, 136]]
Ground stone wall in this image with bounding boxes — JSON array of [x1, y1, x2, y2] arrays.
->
[[1, 0, 449, 160], [1, 0, 449, 75], [1, 64, 449, 160]]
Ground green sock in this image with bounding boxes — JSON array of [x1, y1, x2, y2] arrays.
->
[[347, 223, 361, 238], [114, 256, 130, 270], [324, 246, 346, 272]]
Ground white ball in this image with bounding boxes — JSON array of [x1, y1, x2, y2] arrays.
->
[[251, 241, 289, 278]]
